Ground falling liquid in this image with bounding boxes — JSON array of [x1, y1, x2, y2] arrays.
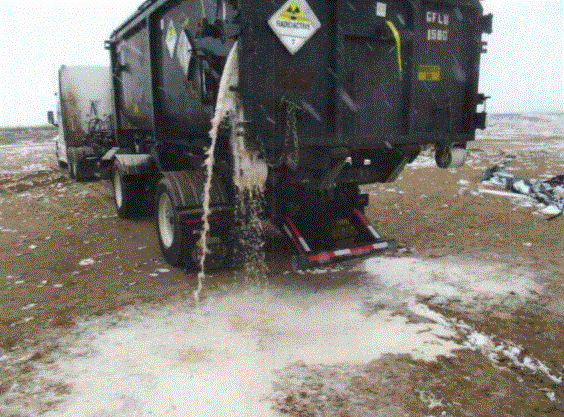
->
[[195, 41, 268, 301], [233, 187, 269, 286]]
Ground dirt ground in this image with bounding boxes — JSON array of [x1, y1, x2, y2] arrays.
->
[[1, 115, 564, 416]]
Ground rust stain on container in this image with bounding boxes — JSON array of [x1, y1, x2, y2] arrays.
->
[[273, 67, 318, 91]]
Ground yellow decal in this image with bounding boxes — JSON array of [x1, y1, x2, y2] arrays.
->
[[134, 103, 139, 114], [278, 0, 310, 23], [418, 65, 441, 82]]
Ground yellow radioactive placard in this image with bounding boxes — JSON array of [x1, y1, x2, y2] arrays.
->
[[277, 1, 310, 23], [167, 20, 176, 40], [165, 20, 177, 57], [268, 0, 321, 55]]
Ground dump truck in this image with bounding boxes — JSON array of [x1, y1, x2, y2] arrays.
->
[[58, 0, 493, 269], [48, 66, 115, 181]]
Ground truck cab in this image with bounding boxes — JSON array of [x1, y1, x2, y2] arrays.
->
[[48, 65, 115, 180]]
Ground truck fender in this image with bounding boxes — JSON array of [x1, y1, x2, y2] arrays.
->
[[113, 154, 155, 178], [161, 170, 231, 211], [67, 146, 95, 161]]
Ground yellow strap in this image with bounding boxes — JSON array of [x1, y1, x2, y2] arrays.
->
[[385, 20, 403, 74]]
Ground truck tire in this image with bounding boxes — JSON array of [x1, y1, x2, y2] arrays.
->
[[155, 178, 186, 266], [113, 165, 143, 218]]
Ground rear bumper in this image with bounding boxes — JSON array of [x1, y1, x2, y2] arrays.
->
[[291, 239, 397, 271]]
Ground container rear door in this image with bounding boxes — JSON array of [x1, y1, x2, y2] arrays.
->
[[409, 0, 482, 138], [240, 0, 484, 151], [335, 0, 412, 146], [239, 0, 336, 150], [337, 0, 484, 146]]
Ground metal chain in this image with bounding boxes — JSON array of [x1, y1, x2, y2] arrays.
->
[[285, 100, 300, 171], [263, 98, 300, 169]]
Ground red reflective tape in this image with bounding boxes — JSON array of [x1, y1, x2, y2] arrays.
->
[[290, 237, 304, 253], [350, 244, 376, 254], [308, 251, 335, 262], [353, 208, 371, 226], [183, 215, 219, 225], [283, 224, 303, 254], [285, 217, 303, 239]]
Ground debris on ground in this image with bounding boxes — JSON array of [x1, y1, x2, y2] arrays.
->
[[482, 163, 564, 220]]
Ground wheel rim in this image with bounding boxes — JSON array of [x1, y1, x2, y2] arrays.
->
[[158, 192, 175, 248], [114, 170, 123, 208]]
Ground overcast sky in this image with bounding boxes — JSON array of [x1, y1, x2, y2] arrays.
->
[[0, 0, 562, 127]]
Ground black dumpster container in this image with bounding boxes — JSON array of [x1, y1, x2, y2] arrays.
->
[[107, 0, 491, 174]]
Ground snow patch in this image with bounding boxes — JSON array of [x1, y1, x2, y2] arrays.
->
[[78, 258, 95, 266], [361, 257, 542, 312]]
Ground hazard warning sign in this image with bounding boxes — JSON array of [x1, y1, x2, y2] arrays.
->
[[165, 20, 177, 58], [268, 0, 321, 55]]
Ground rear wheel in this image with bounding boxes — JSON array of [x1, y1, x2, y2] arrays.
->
[[155, 178, 187, 266], [113, 165, 143, 218]]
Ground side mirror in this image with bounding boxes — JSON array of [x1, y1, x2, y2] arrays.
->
[[47, 111, 57, 126]]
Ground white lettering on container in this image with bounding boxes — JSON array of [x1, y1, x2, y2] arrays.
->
[[427, 29, 448, 42], [426, 11, 450, 26]]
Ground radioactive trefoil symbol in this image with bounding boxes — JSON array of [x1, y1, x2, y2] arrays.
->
[[286, 4, 301, 19]]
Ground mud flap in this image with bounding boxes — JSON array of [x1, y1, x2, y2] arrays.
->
[[75, 157, 98, 181], [176, 207, 234, 270], [68, 147, 97, 181]]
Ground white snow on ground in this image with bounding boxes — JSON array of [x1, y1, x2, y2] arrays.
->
[[476, 113, 564, 141], [361, 257, 562, 393], [0, 143, 53, 174], [463, 330, 563, 385], [361, 256, 542, 311], [407, 153, 436, 169], [78, 258, 95, 266]]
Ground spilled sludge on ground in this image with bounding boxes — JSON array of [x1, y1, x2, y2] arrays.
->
[[3, 254, 560, 417]]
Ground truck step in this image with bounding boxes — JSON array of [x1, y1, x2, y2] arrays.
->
[[282, 209, 396, 271]]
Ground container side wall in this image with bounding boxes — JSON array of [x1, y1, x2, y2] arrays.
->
[[115, 25, 154, 131], [112, 0, 239, 146]]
